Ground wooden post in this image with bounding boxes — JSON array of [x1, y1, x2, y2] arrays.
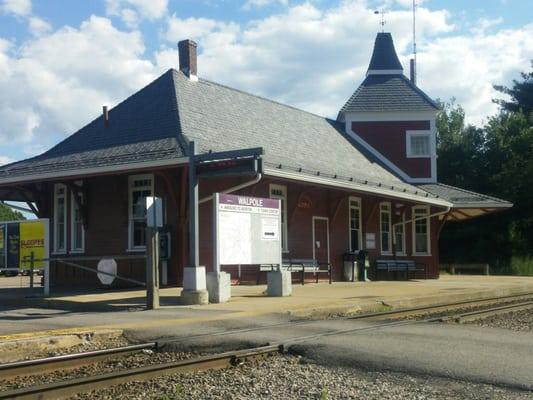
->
[[146, 227, 160, 309]]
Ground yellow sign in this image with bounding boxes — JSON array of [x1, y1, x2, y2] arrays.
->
[[0, 226, 4, 250], [19, 221, 46, 269]]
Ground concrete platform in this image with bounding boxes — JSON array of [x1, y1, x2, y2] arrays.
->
[[0, 275, 532, 341]]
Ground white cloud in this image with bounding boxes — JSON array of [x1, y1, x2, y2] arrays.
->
[[0, 0, 31, 17], [242, 0, 288, 11], [106, 0, 168, 27], [0, 155, 13, 166], [159, 2, 453, 117], [0, 16, 156, 151], [28, 16, 52, 36]]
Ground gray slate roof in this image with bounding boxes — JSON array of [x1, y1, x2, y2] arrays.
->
[[338, 74, 439, 115], [0, 68, 443, 204], [417, 183, 512, 208], [367, 33, 403, 72]]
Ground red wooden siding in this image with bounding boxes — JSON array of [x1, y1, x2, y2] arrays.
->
[[351, 120, 431, 179]]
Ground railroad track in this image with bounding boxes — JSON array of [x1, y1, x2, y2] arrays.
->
[[1, 294, 532, 400]]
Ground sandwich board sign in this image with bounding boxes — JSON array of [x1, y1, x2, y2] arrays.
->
[[214, 193, 281, 271]]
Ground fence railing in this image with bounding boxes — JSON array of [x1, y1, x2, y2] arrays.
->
[[20, 252, 147, 296]]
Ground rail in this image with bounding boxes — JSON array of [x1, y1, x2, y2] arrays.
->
[[1, 293, 531, 399]]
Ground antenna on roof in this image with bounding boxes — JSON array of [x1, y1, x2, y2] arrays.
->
[[373, 9, 387, 32], [410, 0, 417, 85]]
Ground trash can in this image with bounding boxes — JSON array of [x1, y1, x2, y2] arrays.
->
[[343, 252, 358, 282], [356, 250, 368, 282]]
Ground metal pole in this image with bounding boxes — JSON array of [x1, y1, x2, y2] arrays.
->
[[213, 193, 220, 274], [146, 227, 160, 309], [29, 252, 34, 292], [188, 141, 199, 269]]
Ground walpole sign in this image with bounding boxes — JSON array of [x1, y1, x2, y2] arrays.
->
[[213, 193, 281, 271]]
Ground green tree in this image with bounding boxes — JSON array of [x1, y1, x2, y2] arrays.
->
[[0, 203, 26, 221]]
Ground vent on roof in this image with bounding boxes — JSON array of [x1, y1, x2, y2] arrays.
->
[[102, 105, 109, 127], [178, 39, 198, 82]]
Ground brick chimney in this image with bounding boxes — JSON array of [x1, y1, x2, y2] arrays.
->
[[178, 39, 198, 81]]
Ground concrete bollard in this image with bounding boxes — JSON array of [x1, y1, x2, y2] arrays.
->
[[267, 270, 292, 297], [206, 271, 231, 303]]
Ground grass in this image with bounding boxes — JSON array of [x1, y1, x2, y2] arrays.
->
[[509, 256, 533, 276]]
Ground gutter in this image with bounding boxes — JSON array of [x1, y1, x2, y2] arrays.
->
[[264, 167, 453, 208], [0, 157, 189, 185]]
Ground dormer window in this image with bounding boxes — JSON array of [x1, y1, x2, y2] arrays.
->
[[407, 132, 431, 157]]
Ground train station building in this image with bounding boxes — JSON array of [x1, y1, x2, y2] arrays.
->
[[0, 32, 511, 288]]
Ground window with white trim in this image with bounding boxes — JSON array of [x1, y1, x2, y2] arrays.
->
[[128, 174, 153, 250], [269, 184, 288, 251], [407, 133, 431, 157], [70, 182, 85, 253], [412, 206, 430, 255], [349, 197, 362, 252], [380, 202, 391, 254], [53, 184, 67, 253], [393, 212, 405, 255]]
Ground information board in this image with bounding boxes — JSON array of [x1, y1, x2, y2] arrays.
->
[[214, 193, 281, 269]]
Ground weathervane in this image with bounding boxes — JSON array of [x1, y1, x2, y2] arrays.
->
[[374, 9, 387, 32]]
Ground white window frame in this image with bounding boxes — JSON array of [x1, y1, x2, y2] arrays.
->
[[70, 181, 85, 254], [393, 211, 406, 256], [128, 174, 154, 251], [348, 196, 362, 252], [380, 202, 392, 255], [53, 183, 67, 254], [269, 184, 288, 252], [406, 131, 432, 158], [412, 205, 431, 256]]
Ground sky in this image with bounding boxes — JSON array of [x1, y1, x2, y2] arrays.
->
[[0, 0, 532, 166]]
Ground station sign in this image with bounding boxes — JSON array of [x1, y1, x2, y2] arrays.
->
[[214, 193, 281, 268], [196, 157, 261, 179]]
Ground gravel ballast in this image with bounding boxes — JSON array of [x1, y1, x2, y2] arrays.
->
[[463, 307, 533, 332], [71, 353, 531, 400]]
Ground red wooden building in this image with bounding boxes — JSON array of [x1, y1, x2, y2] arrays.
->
[[0, 33, 511, 287]]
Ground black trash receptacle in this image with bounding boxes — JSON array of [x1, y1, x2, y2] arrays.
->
[[342, 252, 358, 282], [356, 250, 368, 281]]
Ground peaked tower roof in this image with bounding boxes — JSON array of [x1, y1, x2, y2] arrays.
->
[[338, 32, 439, 118], [367, 32, 403, 73]]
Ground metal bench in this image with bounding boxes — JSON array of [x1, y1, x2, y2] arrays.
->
[[257, 258, 332, 285], [376, 259, 426, 280], [447, 263, 489, 275]]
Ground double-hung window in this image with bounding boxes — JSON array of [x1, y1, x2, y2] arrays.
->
[[412, 206, 430, 255], [53, 184, 67, 253], [70, 181, 85, 253], [407, 132, 431, 157], [393, 212, 405, 255], [349, 197, 362, 252], [380, 202, 392, 254], [269, 184, 288, 252], [128, 174, 153, 250]]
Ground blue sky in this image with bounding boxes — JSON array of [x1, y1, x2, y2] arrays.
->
[[0, 0, 532, 166]]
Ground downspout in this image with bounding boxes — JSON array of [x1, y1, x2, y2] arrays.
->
[[198, 173, 263, 205]]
